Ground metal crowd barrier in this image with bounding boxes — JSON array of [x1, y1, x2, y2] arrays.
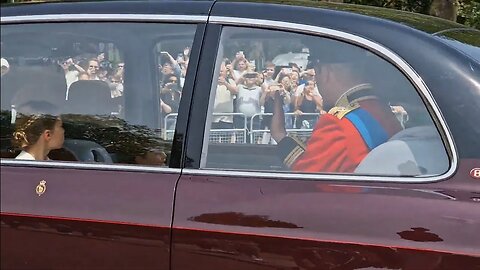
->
[[162, 112, 248, 143], [162, 113, 178, 140], [250, 112, 320, 144], [162, 108, 408, 144], [209, 113, 248, 144]]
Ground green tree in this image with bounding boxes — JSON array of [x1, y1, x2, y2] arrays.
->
[[343, 0, 479, 28]]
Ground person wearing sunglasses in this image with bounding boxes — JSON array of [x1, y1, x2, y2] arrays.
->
[[86, 58, 100, 80]]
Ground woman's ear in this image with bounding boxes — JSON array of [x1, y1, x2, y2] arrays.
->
[[43, 129, 52, 141]]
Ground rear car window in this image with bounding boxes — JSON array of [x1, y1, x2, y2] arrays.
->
[[201, 26, 450, 177], [1, 22, 196, 166]]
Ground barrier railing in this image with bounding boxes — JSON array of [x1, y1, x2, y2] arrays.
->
[[163, 108, 405, 144], [162, 113, 178, 140], [162, 112, 320, 143], [249, 112, 320, 144], [162, 112, 248, 143], [209, 113, 248, 144]]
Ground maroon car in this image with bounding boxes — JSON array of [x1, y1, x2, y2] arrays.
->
[[1, 0, 479, 269]]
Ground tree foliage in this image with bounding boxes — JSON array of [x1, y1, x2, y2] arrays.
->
[[457, 0, 480, 28], [344, 0, 479, 28]]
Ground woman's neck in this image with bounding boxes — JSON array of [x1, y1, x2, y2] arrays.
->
[[24, 145, 49, 161]]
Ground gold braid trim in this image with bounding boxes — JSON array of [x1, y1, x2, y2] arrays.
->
[[283, 135, 306, 168]]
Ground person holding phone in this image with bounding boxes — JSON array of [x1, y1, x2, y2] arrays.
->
[[231, 51, 250, 84], [236, 72, 262, 133], [160, 51, 182, 81], [212, 63, 237, 132], [294, 80, 324, 129]]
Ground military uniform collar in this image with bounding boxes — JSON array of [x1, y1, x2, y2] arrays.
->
[[328, 83, 377, 119]]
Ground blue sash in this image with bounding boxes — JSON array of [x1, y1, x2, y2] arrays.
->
[[345, 108, 388, 150]]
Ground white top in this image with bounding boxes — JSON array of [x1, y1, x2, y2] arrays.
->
[[213, 80, 235, 123], [233, 70, 247, 80], [295, 83, 320, 97], [263, 78, 275, 87], [15, 150, 50, 161], [236, 84, 262, 117], [15, 150, 36, 160], [65, 70, 79, 93]]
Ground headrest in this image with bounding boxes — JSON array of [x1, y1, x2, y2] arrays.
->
[[66, 80, 115, 115]]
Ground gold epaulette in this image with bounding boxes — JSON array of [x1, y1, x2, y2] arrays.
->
[[329, 83, 376, 119], [328, 105, 358, 119]]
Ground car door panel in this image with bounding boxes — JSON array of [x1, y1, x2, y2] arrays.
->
[[171, 10, 480, 268], [171, 170, 480, 269], [0, 5, 209, 267], [1, 165, 177, 269]]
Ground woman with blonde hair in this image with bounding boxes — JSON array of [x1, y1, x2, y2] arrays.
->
[[13, 113, 65, 160]]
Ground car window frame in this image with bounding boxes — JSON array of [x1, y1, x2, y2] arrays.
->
[[0, 14, 207, 172], [187, 16, 457, 183]]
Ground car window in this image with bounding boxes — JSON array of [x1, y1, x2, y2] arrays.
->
[[0, 22, 196, 167], [201, 26, 450, 177]]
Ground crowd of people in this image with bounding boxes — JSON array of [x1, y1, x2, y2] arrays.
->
[[158, 47, 190, 124], [211, 50, 326, 143], [58, 53, 125, 101]]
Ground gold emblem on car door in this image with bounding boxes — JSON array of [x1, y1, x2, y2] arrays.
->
[[36, 180, 47, 196]]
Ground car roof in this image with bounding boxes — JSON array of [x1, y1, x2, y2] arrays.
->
[[1, 0, 214, 17], [221, 0, 470, 34]]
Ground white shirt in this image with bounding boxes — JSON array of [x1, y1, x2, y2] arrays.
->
[[213, 79, 235, 123], [295, 83, 320, 97], [65, 70, 80, 100], [233, 70, 247, 80], [15, 150, 35, 160], [236, 84, 262, 117], [15, 150, 50, 160]]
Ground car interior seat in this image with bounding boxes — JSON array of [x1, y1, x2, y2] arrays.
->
[[1, 65, 67, 113], [62, 139, 113, 163], [354, 126, 449, 176], [65, 80, 116, 115]]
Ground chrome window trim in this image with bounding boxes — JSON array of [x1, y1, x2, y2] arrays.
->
[[0, 159, 181, 174], [0, 14, 208, 23], [182, 168, 447, 183], [195, 16, 458, 183], [0, 16, 458, 182]]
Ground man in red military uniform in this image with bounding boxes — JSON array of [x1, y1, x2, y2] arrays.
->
[[271, 40, 402, 173]]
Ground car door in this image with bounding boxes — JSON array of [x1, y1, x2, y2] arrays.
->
[[0, 9, 207, 269], [171, 12, 480, 270]]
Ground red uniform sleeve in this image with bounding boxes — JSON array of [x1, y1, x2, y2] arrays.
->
[[292, 114, 369, 173]]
